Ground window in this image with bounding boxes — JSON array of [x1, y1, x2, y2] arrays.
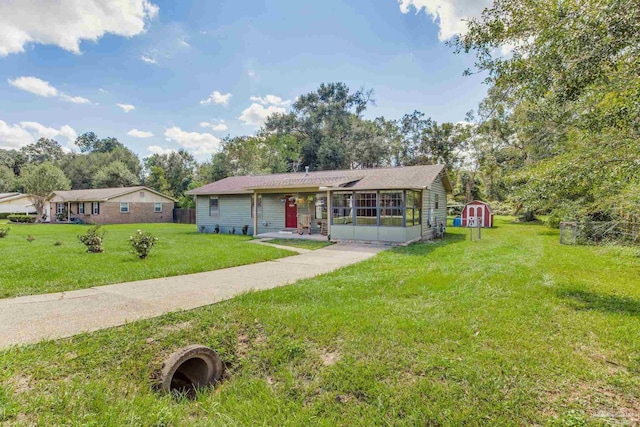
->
[[92, 202, 100, 215], [355, 192, 377, 226], [78, 202, 84, 214], [250, 195, 262, 219], [406, 191, 422, 226], [435, 193, 439, 209], [139, 191, 145, 198], [56, 203, 65, 214], [332, 192, 353, 224], [315, 194, 327, 220], [209, 196, 219, 217], [154, 202, 162, 213], [120, 202, 130, 213], [380, 191, 403, 226]]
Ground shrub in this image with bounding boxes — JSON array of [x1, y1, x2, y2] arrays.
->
[[0, 212, 10, 220], [78, 225, 106, 253], [7, 214, 36, 223], [54, 240, 63, 246], [0, 227, 10, 238], [129, 230, 158, 259], [26, 235, 35, 242]]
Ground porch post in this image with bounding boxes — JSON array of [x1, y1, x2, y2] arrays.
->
[[67, 202, 70, 223], [326, 189, 331, 236], [252, 191, 258, 236]]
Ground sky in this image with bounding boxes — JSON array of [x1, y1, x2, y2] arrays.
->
[[0, 0, 492, 160]]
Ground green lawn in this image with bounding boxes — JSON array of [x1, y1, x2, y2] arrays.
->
[[1, 218, 639, 425], [267, 238, 334, 250], [0, 223, 293, 298]]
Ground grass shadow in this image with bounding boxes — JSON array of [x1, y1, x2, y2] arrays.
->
[[557, 288, 640, 317], [392, 232, 466, 257]]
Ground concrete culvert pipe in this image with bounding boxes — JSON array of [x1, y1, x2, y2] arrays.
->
[[159, 345, 224, 395]]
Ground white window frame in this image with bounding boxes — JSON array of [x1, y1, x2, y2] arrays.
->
[[209, 196, 219, 217], [154, 202, 162, 213], [120, 202, 129, 213], [92, 202, 100, 215], [56, 203, 65, 214], [78, 202, 84, 214]]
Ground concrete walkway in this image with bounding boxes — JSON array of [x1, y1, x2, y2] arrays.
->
[[0, 243, 384, 349]]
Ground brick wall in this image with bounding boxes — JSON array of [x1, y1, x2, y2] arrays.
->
[[50, 202, 174, 224]]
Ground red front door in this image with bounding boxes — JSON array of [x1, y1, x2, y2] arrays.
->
[[285, 197, 298, 228]]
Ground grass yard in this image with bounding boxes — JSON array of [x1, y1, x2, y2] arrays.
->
[[266, 238, 334, 250], [0, 223, 293, 298], [1, 217, 639, 425]]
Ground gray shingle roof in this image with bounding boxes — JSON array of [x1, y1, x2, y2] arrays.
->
[[50, 186, 175, 202], [0, 192, 21, 200], [187, 165, 452, 195]]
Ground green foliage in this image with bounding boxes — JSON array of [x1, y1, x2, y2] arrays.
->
[[129, 229, 158, 259], [26, 235, 35, 242], [93, 161, 140, 188], [0, 227, 9, 238], [54, 240, 63, 246], [0, 165, 16, 192], [78, 225, 106, 253], [144, 150, 196, 198], [20, 138, 65, 164], [21, 162, 71, 221], [7, 214, 35, 223]]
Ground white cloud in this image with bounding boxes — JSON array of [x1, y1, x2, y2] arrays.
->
[[117, 103, 136, 112], [60, 94, 91, 104], [249, 95, 291, 107], [8, 76, 58, 97], [147, 145, 176, 155], [397, 0, 492, 41], [128, 129, 154, 138], [199, 120, 228, 132], [163, 126, 220, 155], [139, 54, 157, 64], [248, 69, 256, 79], [0, 120, 77, 149], [200, 91, 232, 106], [98, 88, 108, 93], [9, 76, 91, 104], [0, 0, 159, 56], [0, 120, 34, 149], [238, 103, 286, 127]]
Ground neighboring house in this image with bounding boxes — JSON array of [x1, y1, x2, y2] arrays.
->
[[49, 186, 175, 224], [461, 200, 493, 228], [0, 193, 37, 215], [186, 164, 452, 243]]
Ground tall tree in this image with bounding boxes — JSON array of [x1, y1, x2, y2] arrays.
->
[[93, 161, 140, 188], [20, 138, 65, 164], [21, 162, 71, 221], [144, 149, 196, 197], [0, 165, 16, 192]]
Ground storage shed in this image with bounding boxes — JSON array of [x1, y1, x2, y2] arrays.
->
[[461, 200, 493, 228]]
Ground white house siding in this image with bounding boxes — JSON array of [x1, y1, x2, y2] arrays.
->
[[331, 224, 421, 243], [0, 195, 35, 214], [196, 194, 253, 234]]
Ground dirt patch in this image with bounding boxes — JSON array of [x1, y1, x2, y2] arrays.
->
[[8, 374, 32, 394], [320, 350, 341, 366]]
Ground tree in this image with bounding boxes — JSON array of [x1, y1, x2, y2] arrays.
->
[[0, 165, 16, 192], [75, 132, 126, 153], [93, 161, 140, 188], [456, 0, 640, 221], [145, 166, 171, 194], [21, 162, 71, 221], [144, 149, 196, 198], [20, 138, 65, 164], [59, 147, 142, 189]]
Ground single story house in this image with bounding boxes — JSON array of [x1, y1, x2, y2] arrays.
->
[[49, 186, 175, 224], [186, 164, 452, 243], [0, 193, 38, 215]]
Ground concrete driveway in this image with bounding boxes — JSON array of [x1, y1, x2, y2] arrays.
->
[[0, 243, 384, 349]]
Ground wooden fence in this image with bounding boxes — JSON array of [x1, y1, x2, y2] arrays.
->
[[173, 208, 196, 224]]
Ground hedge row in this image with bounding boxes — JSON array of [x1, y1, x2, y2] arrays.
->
[[0, 212, 10, 220], [7, 214, 36, 223]]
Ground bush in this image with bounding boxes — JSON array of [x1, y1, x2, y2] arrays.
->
[[490, 201, 516, 216], [26, 235, 35, 242], [54, 240, 63, 246], [129, 230, 158, 259], [7, 214, 35, 223], [78, 225, 106, 253], [0, 212, 10, 220], [0, 227, 9, 238]]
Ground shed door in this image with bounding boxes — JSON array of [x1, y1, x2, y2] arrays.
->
[[285, 197, 298, 228]]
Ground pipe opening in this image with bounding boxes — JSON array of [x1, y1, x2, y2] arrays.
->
[[158, 344, 224, 398]]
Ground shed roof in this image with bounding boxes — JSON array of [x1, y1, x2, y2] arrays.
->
[[50, 186, 175, 202], [187, 164, 452, 195], [0, 192, 22, 201]]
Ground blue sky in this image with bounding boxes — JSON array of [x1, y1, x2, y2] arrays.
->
[[0, 0, 491, 159]]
